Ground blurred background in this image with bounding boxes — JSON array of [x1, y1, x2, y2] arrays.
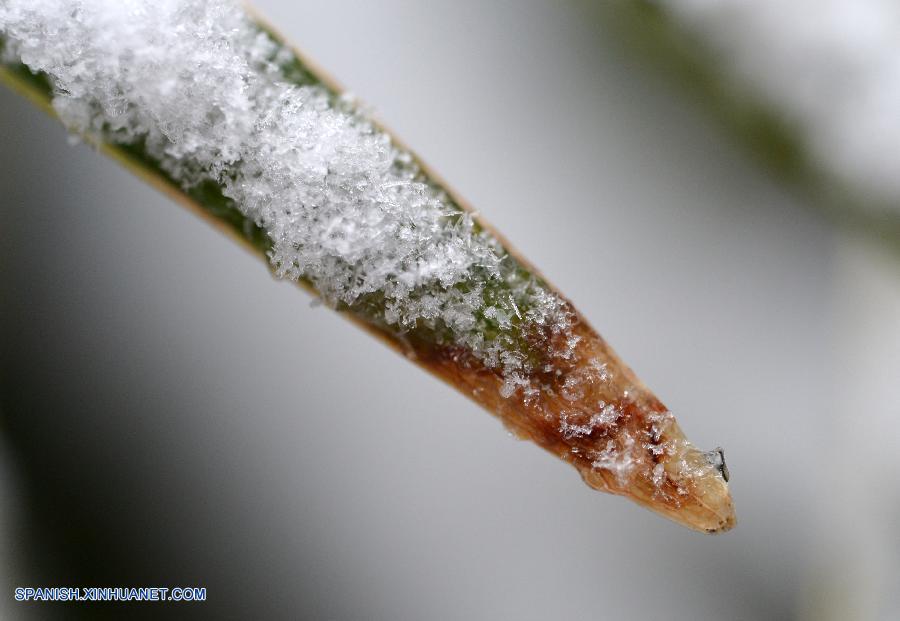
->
[[1, 1, 897, 619]]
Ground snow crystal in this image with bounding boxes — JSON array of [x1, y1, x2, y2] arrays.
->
[[559, 401, 620, 439], [591, 437, 636, 486], [658, 0, 900, 213], [0, 0, 569, 388], [0, 0, 704, 495]]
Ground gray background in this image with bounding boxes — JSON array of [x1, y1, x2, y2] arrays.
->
[[0, 1, 847, 619]]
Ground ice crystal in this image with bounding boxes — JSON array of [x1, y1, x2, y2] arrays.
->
[[0, 0, 569, 390], [591, 437, 636, 486], [0, 0, 703, 496], [559, 401, 620, 440]]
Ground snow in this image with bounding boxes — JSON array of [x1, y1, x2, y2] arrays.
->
[[0, 0, 724, 499], [0, 0, 570, 395]]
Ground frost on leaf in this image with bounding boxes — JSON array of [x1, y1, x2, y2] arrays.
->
[[0, 0, 729, 513], [0, 0, 571, 390]]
